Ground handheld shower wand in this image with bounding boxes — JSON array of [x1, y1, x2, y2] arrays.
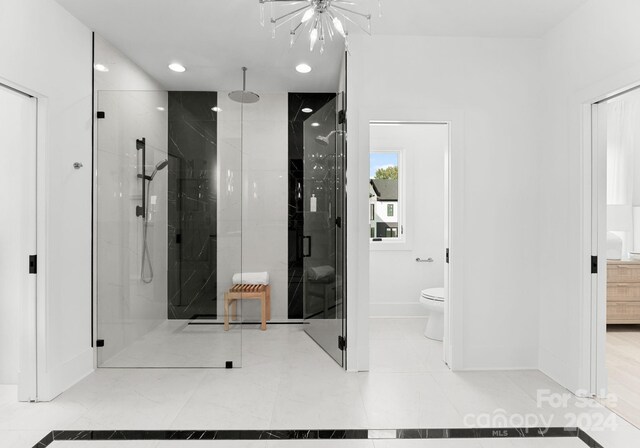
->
[[141, 158, 168, 284]]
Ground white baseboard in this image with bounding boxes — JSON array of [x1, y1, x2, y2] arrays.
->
[[38, 347, 94, 401], [369, 302, 428, 318]]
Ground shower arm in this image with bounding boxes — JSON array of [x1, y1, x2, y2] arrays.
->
[[241, 66, 247, 91], [135, 138, 146, 218]]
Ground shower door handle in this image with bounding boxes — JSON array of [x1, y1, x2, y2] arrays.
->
[[303, 236, 312, 258]]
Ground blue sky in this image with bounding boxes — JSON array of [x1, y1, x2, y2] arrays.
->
[[370, 152, 398, 178]]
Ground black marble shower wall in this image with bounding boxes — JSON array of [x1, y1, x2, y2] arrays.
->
[[288, 93, 336, 319], [168, 92, 218, 320]]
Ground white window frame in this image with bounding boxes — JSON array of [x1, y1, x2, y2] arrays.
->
[[369, 147, 408, 249]]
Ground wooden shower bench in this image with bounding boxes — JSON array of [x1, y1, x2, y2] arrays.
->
[[224, 284, 271, 331]]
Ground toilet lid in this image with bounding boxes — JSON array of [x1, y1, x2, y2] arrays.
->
[[420, 287, 445, 302]]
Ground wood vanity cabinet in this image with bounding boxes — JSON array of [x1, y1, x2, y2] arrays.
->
[[607, 260, 640, 324]]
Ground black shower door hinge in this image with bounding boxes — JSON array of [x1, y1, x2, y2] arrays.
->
[[97, 111, 105, 119], [446, 248, 450, 264], [28, 255, 37, 274], [335, 217, 342, 228], [96, 339, 105, 347], [591, 256, 598, 274], [338, 110, 346, 125], [338, 336, 346, 351]]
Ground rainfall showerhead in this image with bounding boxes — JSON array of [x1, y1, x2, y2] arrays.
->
[[315, 130, 344, 146], [229, 67, 260, 104], [150, 159, 169, 180]]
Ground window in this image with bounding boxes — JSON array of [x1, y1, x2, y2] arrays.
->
[[370, 150, 402, 241]]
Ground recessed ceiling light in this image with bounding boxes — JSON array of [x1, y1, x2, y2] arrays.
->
[[212, 106, 222, 112], [311, 122, 320, 127], [94, 63, 109, 72], [296, 63, 312, 74], [302, 107, 313, 113], [156, 107, 166, 111], [168, 63, 186, 73]]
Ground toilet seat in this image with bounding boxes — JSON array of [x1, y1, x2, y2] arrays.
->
[[420, 287, 445, 302]]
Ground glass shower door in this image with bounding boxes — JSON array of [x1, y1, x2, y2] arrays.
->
[[302, 96, 346, 366]]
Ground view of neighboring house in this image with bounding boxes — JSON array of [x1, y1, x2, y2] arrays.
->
[[370, 178, 399, 238]]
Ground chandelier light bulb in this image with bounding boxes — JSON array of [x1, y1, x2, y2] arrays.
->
[[332, 16, 346, 38], [301, 8, 315, 23], [309, 27, 318, 52]]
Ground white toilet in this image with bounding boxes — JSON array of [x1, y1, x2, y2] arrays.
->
[[419, 287, 445, 341]]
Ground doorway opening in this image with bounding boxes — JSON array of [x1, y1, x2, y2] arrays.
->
[[591, 85, 640, 428], [0, 83, 38, 402], [367, 122, 450, 372]]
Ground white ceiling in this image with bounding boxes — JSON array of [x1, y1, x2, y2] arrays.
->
[[55, 0, 588, 92], [370, 0, 588, 37]]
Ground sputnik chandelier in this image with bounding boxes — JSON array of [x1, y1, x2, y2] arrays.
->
[[259, 0, 381, 53]]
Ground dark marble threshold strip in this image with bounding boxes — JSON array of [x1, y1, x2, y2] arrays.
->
[[187, 321, 308, 326], [33, 427, 604, 447]]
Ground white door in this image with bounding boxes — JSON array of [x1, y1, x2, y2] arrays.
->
[[0, 84, 37, 401]]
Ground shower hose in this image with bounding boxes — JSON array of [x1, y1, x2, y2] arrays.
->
[[141, 183, 154, 284]]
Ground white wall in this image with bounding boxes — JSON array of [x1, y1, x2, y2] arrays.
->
[[539, 0, 640, 394], [0, 0, 93, 400], [93, 36, 168, 365], [217, 93, 289, 322], [369, 124, 447, 317], [94, 35, 166, 92], [348, 35, 543, 370]]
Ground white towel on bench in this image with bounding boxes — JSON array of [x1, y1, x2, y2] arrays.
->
[[232, 272, 269, 285]]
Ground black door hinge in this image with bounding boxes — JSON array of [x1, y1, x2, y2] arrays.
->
[[225, 361, 233, 369], [591, 256, 598, 274], [338, 110, 346, 125], [338, 336, 346, 351], [446, 248, 450, 264], [176, 234, 182, 244], [335, 217, 342, 228], [97, 111, 106, 119], [96, 339, 105, 347], [29, 255, 37, 274]]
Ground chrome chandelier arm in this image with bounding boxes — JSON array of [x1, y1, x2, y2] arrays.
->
[[270, 4, 309, 26], [332, 4, 371, 19]]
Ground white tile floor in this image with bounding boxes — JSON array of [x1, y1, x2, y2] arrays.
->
[[2, 318, 640, 448], [99, 321, 242, 368]]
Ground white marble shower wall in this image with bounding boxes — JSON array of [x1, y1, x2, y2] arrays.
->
[[96, 90, 169, 364], [216, 92, 289, 322]]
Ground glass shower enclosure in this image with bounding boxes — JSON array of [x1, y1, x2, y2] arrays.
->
[[302, 93, 346, 366], [95, 90, 243, 368]]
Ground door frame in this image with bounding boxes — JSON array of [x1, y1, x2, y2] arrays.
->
[[352, 108, 465, 371], [584, 82, 640, 398], [367, 121, 452, 356], [0, 80, 41, 401]]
